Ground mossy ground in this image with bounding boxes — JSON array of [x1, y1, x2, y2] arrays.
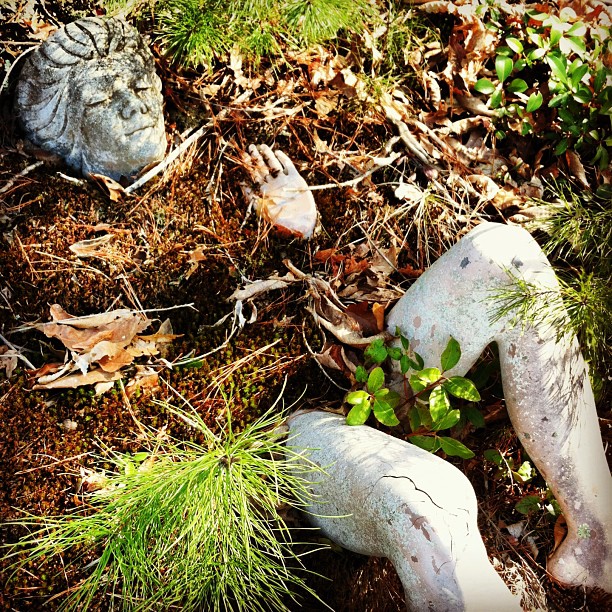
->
[[1, 2, 611, 611]]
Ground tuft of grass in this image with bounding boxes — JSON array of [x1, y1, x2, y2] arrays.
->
[[490, 182, 611, 398], [2, 400, 326, 611], [283, 0, 374, 45]]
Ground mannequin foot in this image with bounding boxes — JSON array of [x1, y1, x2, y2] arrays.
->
[[547, 531, 612, 593]]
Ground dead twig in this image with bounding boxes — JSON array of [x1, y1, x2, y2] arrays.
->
[[125, 124, 209, 194], [0, 161, 44, 198]]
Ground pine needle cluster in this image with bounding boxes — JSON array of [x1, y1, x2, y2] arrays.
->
[[492, 182, 612, 399], [3, 405, 324, 611], [105, 0, 375, 67]]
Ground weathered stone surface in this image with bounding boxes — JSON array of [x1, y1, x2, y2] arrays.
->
[[387, 222, 612, 593], [287, 411, 521, 611], [15, 17, 166, 180]]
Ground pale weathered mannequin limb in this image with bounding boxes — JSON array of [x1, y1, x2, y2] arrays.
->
[[386, 222, 612, 593], [287, 410, 522, 612], [259, 143, 611, 603], [242, 144, 318, 239]]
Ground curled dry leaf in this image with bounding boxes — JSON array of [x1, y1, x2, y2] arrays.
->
[[466, 174, 500, 201], [40, 306, 151, 352], [551, 515, 568, 556], [33, 369, 121, 391], [31, 306, 180, 392], [0, 346, 19, 379], [69, 234, 115, 258], [88, 173, 126, 201], [125, 365, 160, 398], [229, 276, 294, 302]]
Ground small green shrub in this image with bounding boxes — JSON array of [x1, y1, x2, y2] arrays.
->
[[345, 333, 482, 459], [473, 6, 612, 167], [2, 404, 324, 611]]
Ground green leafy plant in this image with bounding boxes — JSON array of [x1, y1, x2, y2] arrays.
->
[[484, 449, 563, 517], [484, 448, 535, 484], [2, 403, 325, 612], [346, 365, 401, 426], [514, 488, 562, 517], [345, 333, 482, 459], [473, 6, 612, 167]]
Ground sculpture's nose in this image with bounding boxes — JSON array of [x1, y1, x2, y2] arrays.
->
[[120, 91, 149, 119]]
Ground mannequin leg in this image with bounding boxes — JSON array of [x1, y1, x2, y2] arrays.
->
[[287, 411, 521, 611], [387, 222, 612, 592]]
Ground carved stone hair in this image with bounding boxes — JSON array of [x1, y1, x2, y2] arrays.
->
[[15, 17, 160, 172]]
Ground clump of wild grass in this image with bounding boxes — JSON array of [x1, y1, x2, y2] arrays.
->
[[105, 0, 375, 67], [2, 402, 325, 611], [491, 181, 612, 398]]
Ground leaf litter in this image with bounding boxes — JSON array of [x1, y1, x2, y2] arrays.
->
[[2, 1, 611, 610], [25, 306, 181, 393]]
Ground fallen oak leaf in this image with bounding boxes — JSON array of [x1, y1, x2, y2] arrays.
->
[[33, 369, 121, 390], [39, 306, 151, 352]]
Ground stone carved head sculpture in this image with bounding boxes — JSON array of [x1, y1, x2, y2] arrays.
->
[[15, 17, 166, 180]]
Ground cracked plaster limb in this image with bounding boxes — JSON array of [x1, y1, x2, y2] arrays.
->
[[287, 411, 521, 611], [387, 222, 612, 593]]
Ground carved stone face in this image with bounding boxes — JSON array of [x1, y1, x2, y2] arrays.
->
[[16, 17, 166, 181]]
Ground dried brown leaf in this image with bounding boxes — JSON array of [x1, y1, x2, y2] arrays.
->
[[69, 234, 115, 258], [552, 515, 568, 555], [229, 276, 294, 302], [42, 310, 150, 352], [466, 174, 500, 201], [89, 173, 126, 201], [565, 150, 589, 189], [0, 346, 19, 378], [33, 369, 121, 390], [345, 301, 385, 335], [125, 366, 160, 397]]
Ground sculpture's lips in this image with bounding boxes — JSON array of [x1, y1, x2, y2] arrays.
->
[[125, 123, 157, 137]]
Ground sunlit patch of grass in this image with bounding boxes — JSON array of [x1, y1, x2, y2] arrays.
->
[[497, 180, 612, 398], [2, 399, 326, 611]]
